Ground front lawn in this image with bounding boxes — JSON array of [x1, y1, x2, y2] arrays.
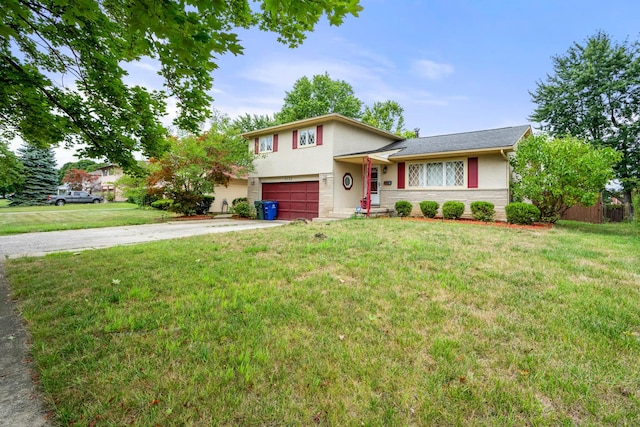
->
[[6, 219, 640, 425], [0, 202, 176, 235]]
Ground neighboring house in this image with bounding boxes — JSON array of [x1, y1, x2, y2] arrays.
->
[[210, 171, 248, 213], [243, 113, 532, 221], [56, 183, 70, 195], [91, 164, 125, 201]]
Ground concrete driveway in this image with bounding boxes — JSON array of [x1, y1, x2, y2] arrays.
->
[[0, 218, 287, 259], [0, 218, 286, 426]]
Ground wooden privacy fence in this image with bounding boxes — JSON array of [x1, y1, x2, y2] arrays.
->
[[561, 196, 603, 224], [604, 205, 626, 222]]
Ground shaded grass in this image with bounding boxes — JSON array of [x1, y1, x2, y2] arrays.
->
[[0, 203, 175, 235], [5, 219, 640, 426]]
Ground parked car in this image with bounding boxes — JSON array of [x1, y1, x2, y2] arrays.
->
[[47, 191, 103, 206]]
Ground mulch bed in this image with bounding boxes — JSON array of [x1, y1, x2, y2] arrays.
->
[[402, 217, 553, 230]]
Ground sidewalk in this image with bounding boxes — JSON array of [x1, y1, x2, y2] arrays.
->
[[0, 263, 50, 426], [0, 218, 287, 425]]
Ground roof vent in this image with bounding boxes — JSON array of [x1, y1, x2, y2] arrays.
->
[[414, 128, 420, 138]]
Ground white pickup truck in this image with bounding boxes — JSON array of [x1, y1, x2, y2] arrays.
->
[[47, 191, 103, 206]]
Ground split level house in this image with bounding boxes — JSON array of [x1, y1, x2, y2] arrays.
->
[[243, 113, 532, 221]]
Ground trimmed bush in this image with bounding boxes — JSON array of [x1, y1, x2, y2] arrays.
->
[[470, 201, 495, 222], [419, 200, 439, 218], [232, 197, 248, 207], [442, 201, 465, 219], [505, 202, 540, 225], [231, 201, 256, 219], [195, 195, 214, 215], [395, 200, 413, 217], [150, 199, 173, 211]]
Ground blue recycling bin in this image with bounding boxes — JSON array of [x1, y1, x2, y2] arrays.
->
[[263, 201, 278, 220]]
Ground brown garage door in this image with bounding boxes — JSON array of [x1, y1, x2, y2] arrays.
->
[[262, 181, 319, 220]]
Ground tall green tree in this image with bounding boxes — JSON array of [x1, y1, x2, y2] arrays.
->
[[0, 140, 24, 197], [511, 135, 620, 223], [276, 73, 363, 123], [147, 113, 253, 215], [1, 1, 362, 170], [362, 100, 411, 136], [529, 31, 640, 205], [232, 113, 277, 133], [9, 144, 59, 206]]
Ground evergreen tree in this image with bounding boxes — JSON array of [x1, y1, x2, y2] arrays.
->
[[10, 144, 59, 206]]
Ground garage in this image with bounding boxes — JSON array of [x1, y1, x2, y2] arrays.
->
[[262, 181, 319, 220]]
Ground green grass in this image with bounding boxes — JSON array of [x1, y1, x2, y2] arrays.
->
[[5, 219, 640, 426], [0, 202, 176, 235]]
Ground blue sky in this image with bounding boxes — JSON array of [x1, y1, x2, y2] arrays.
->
[[32, 0, 640, 165]]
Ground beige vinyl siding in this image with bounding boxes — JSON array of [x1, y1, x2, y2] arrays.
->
[[210, 179, 247, 212]]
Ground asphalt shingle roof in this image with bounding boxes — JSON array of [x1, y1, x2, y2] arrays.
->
[[344, 125, 531, 158]]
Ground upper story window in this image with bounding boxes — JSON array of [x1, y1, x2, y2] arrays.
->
[[299, 128, 316, 147], [408, 160, 465, 187], [259, 135, 273, 153]]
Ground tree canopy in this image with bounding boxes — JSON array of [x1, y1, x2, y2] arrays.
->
[[276, 73, 364, 123], [529, 31, 640, 199], [147, 113, 253, 216], [511, 135, 620, 223], [0, 140, 23, 196], [1, 0, 362, 170], [362, 100, 414, 137], [58, 160, 105, 184], [62, 168, 99, 191], [273, 73, 414, 137]]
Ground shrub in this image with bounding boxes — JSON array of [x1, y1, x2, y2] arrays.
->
[[232, 197, 248, 207], [106, 191, 115, 202], [442, 201, 465, 219], [419, 200, 439, 218], [150, 199, 174, 211], [231, 201, 256, 219], [395, 200, 413, 217], [633, 191, 640, 224], [505, 202, 540, 225], [470, 201, 495, 222], [195, 195, 214, 215]]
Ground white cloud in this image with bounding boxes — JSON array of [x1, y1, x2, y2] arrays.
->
[[411, 59, 454, 80]]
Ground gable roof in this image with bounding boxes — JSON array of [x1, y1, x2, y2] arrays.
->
[[336, 125, 532, 161], [241, 113, 402, 141]]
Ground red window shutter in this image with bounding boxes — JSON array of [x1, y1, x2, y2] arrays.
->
[[316, 125, 323, 145], [273, 134, 278, 152], [254, 138, 259, 154], [397, 162, 405, 189], [292, 130, 298, 149], [468, 157, 478, 188]]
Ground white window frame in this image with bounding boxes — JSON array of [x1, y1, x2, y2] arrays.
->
[[407, 159, 465, 188], [259, 135, 273, 153], [298, 127, 316, 148]]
